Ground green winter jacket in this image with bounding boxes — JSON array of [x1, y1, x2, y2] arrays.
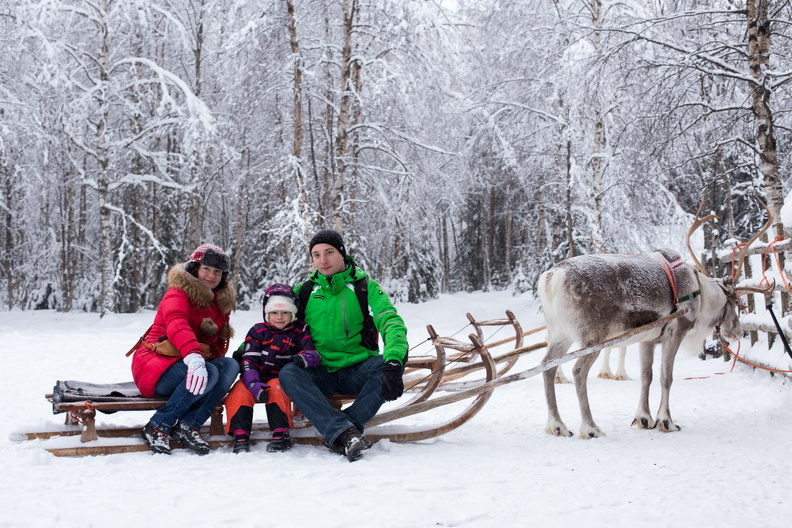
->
[[295, 257, 408, 372]]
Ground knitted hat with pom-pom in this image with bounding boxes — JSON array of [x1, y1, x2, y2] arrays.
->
[[185, 244, 230, 273]]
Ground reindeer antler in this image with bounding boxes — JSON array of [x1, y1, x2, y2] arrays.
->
[[590, 234, 610, 255], [736, 284, 776, 295], [731, 194, 773, 282], [686, 196, 719, 277]]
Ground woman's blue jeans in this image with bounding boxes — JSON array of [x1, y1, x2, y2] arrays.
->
[[150, 357, 239, 432], [279, 355, 386, 445]]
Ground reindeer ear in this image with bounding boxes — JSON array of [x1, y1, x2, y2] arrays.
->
[[722, 276, 734, 288]]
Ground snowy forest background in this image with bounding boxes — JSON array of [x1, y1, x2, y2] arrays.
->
[[1, 0, 791, 314]]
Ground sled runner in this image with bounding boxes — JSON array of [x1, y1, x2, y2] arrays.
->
[[19, 309, 686, 456]]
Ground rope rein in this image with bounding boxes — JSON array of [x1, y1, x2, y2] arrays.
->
[[67, 401, 96, 425], [720, 336, 792, 374], [405, 321, 510, 389]]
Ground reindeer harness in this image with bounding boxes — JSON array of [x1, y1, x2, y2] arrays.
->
[[653, 251, 701, 313]]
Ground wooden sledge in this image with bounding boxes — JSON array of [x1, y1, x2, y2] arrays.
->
[[20, 309, 686, 456]]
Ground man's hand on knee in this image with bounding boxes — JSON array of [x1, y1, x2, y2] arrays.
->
[[381, 360, 404, 401]]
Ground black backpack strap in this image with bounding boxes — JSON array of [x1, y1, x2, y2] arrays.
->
[[298, 277, 378, 351], [354, 278, 379, 351], [296, 280, 315, 321]]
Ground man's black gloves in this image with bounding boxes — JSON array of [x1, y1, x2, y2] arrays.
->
[[381, 360, 404, 401]]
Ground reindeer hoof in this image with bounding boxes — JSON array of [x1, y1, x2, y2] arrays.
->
[[550, 427, 573, 438], [546, 421, 573, 437], [579, 425, 605, 439], [658, 419, 681, 432], [632, 417, 656, 429]]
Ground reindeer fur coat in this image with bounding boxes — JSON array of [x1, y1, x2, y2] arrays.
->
[[542, 249, 702, 343]]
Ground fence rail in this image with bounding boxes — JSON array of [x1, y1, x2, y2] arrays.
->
[[709, 237, 792, 376]]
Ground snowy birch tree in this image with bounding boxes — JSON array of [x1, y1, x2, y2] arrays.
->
[[23, 0, 216, 313], [602, 0, 792, 242]]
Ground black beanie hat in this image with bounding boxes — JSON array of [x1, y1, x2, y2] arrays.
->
[[309, 229, 346, 257]]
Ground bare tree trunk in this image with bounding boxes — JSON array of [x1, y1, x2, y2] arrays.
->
[[98, 167, 114, 316], [747, 0, 787, 315], [481, 193, 490, 290], [591, 120, 605, 247], [97, 0, 114, 316], [58, 176, 75, 312], [715, 149, 736, 241], [193, 0, 205, 98], [590, 0, 605, 249], [306, 92, 322, 224], [288, 0, 302, 161], [232, 145, 250, 278], [185, 2, 208, 251], [348, 41, 363, 240], [287, 0, 311, 243], [319, 13, 334, 228], [747, 0, 783, 236], [331, 0, 359, 233], [535, 171, 547, 256], [565, 140, 574, 259], [440, 214, 450, 292], [1, 159, 13, 309], [505, 210, 513, 273]]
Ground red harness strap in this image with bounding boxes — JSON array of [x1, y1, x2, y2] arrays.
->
[[653, 252, 688, 310]]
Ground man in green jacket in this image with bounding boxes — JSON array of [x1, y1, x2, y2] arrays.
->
[[279, 229, 408, 462]]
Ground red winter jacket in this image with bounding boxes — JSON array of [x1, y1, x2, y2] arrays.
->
[[131, 264, 236, 398]]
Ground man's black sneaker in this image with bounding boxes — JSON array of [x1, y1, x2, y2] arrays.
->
[[172, 422, 210, 455], [233, 435, 250, 454], [323, 438, 346, 455], [141, 421, 171, 455], [336, 426, 372, 462]]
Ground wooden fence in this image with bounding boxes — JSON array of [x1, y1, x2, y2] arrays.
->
[[708, 237, 792, 376]]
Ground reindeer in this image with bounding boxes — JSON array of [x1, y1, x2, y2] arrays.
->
[[538, 201, 770, 439]]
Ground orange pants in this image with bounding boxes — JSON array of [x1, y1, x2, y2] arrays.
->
[[224, 378, 294, 434]]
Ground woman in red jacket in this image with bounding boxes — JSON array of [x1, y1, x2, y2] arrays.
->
[[132, 244, 239, 455]]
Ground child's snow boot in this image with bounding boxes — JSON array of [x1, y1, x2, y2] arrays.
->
[[233, 434, 250, 454], [266, 430, 293, 452]]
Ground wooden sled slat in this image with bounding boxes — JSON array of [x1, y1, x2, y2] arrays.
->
[[365, 333, 498, 442], [53, 400, 167, 412]]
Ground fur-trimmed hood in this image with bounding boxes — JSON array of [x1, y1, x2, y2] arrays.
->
[[167, 263, 236, 314]]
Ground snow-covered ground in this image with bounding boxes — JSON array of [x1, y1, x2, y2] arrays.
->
[[2, 290, 791, 528]]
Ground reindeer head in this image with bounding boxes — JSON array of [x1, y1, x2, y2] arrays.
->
[[686, 195, 773, 344], [715, 276, 743, 341]]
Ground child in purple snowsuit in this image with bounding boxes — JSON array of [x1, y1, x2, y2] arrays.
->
[[224, 284, 319, 453]]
